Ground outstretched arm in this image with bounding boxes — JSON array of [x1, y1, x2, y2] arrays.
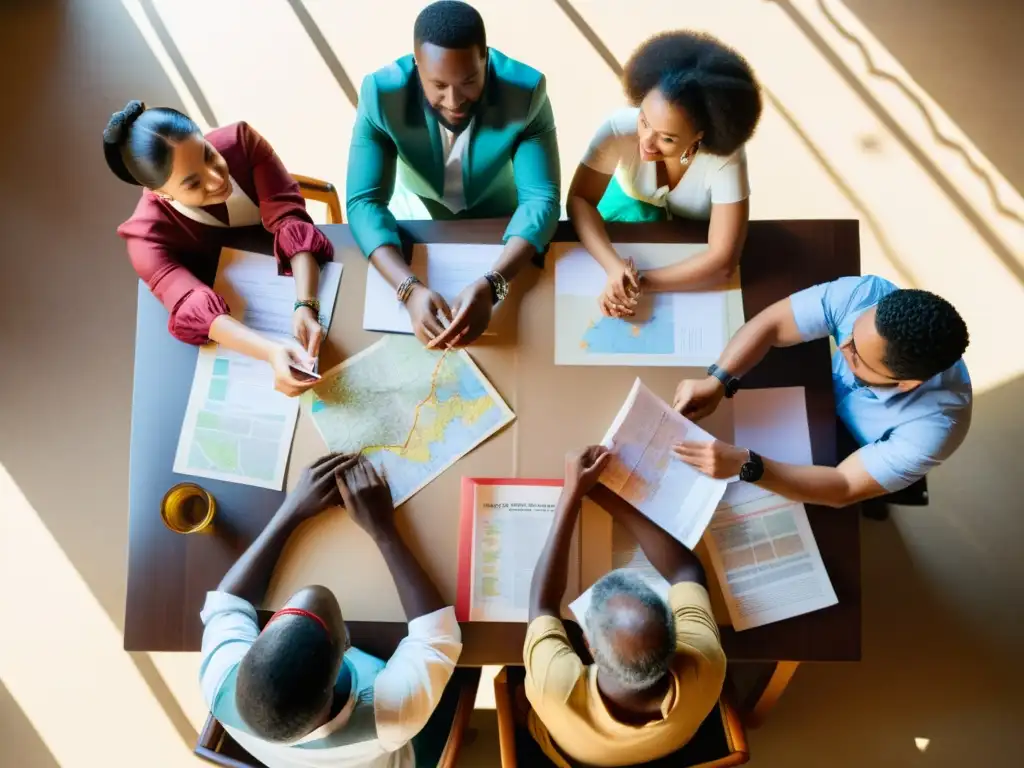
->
[[528, 487, 584, 621], [587, 485, 706, 586], [529, 447, 611, 620], [642, 199, 749, 292]]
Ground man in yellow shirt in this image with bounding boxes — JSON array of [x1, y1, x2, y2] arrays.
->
[[524, 447, 726, 767]]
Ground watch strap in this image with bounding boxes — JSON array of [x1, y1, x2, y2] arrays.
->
[[707, 363, 741, 398]]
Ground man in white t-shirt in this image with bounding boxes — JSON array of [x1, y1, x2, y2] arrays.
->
[[199, 453, 462, 768], [566, 31, 762, 317]]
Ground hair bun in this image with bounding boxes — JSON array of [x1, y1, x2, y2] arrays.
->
[[103, 100, 146, 145]]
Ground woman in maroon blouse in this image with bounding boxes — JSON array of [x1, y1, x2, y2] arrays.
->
[[104, 101, 333, 396]]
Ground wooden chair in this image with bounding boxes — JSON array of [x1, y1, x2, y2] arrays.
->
[[194, 667, 481, 768], [294, 173, 343, 224], [494, 666, 749, 768]]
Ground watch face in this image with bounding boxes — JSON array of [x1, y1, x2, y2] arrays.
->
[[739, 455, 763, 482]]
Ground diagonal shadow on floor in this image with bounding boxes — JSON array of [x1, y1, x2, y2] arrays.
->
[[286, 0, 359, 109], [138, 0, 219, 127], [771, 0, 1024, 287]]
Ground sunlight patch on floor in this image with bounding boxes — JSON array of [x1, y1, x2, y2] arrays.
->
[[0, 464, 193, 768], [119, 0, 212, 132], [146, 0, 358, 198]]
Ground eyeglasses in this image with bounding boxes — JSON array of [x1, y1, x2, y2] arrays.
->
[[846, 335, 898, 382]]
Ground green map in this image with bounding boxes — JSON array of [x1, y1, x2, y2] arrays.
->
[[308, 336, 515, 505]]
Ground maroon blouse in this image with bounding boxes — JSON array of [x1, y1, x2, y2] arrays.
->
[[117, 122, 333, 345]]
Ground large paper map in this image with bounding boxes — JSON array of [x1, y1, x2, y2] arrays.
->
[[308, 335, 515, 505]]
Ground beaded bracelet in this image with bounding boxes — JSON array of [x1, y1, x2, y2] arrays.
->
[[294, 298, 321, 314]]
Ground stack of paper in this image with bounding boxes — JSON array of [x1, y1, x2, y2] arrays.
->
[[173, 249, 343, 490], [704, 487, 837, 631]]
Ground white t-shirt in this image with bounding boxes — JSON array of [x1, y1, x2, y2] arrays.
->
[[199, 592, 463, 768], [168, 175, 263, 228], [582, 107, 750, 219], [439, 121, 474, 213]]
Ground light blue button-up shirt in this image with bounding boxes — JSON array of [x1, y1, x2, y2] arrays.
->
[[789, 275, 972, 492]]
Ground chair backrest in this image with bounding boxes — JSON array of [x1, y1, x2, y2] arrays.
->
[[194, 715, 265, 768], [294, 173, 343, 224], [194, 667, 481, 768], [493, 666, 749, 768]]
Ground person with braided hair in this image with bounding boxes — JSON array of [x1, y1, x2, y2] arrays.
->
[[104, 102, 333, 396], [567, 31, 763, 318], [670, 276, 972, 508]]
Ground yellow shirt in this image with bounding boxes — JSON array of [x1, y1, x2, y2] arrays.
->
[[523, 582, 726, 767]]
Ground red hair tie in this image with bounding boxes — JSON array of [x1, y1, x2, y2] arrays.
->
[[263, 607, 329, 635]]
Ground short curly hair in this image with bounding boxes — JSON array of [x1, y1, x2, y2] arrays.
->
[[875, 289, 969, 381], [235, 620, 336, 742], [414, 1, 486, 53], [623, 31, 762, 156]]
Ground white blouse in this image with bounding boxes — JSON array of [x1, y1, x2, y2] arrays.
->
[[168, 175, 262, 228], [582, 107, 750, 219]]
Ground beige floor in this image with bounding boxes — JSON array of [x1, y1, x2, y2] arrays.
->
[[1, 1, 1022, 766]]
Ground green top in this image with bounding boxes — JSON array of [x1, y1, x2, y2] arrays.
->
[[345, 48, 561, 257]]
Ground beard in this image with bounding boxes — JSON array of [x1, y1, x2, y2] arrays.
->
[[423, 98, 478, 134]]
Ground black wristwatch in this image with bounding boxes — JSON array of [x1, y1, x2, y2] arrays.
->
[[707, 364, 741, 398], [739, 450, 765, 483]]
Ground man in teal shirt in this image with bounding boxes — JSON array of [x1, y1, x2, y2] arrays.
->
[[346, 0, 561, 347]]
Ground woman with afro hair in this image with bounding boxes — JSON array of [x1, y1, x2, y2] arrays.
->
[[568, 32, 763, 318]]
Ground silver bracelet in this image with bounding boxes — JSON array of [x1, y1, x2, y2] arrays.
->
[[396, 275, 422, 304], [484, 271, 509, 304]]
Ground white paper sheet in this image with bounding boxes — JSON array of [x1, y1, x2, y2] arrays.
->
[[362, 243, 505, 334], [554, 243, 744, 367], [721, 386, 813, 506], [173, 250, 343, 489], [467, 484, 576, 622], [599, 378, 729, 548], [704, 490, 837, 631]]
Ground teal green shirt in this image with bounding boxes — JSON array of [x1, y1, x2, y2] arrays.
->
[[346, 48, 561, 257]]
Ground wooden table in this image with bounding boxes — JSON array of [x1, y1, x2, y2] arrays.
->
[[125, 218, 861, 691]]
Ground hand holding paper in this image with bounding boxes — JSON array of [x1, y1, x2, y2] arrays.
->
[[598, 379, 729, 549], [565, 445, 611, 497], [672, 439, 747, 480]]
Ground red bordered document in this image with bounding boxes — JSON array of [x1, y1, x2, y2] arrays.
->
[[457, 478, 578, 622]]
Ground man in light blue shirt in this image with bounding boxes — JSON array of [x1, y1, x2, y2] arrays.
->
[[669, 275, 971, 507]]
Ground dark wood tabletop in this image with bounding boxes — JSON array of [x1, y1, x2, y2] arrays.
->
[[124, 218, 861, 663]]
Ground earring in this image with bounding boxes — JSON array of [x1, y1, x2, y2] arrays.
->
[[681, 140, 700, 166]]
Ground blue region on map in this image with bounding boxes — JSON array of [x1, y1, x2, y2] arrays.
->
[[583, 298, 675, 355], [436, 358, 488, 402]]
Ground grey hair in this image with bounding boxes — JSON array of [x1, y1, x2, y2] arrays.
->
[[585, 569, 675, 691]]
